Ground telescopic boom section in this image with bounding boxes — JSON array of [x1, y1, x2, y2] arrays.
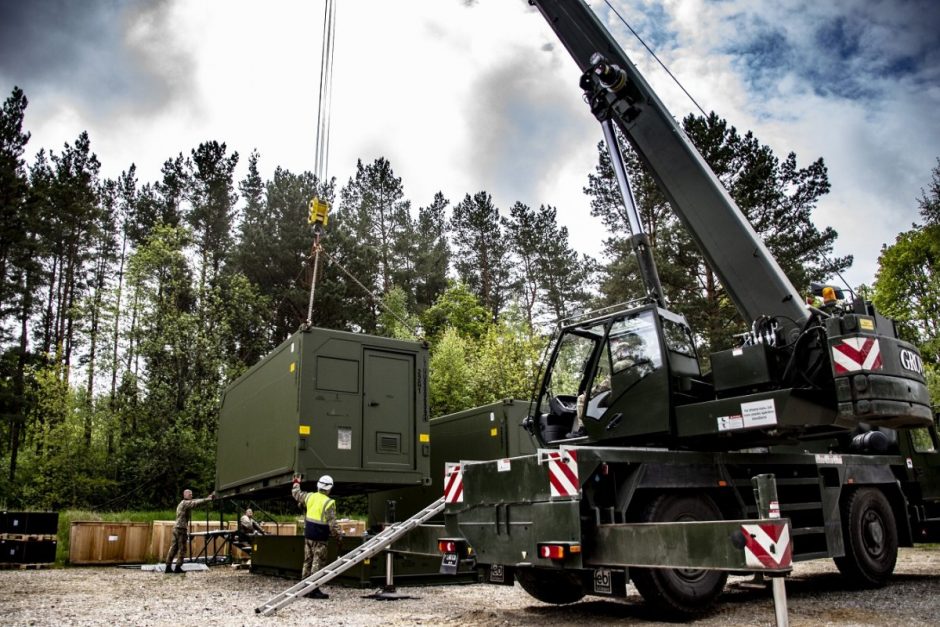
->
[[530, 0, 810, 339]]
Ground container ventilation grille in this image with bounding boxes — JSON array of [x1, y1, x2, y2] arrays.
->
[[377, 432, 401, 454]]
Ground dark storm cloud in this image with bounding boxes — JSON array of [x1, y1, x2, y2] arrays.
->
[[720, 0, 940, 100], [463, 48, 589, 208], [0, 0, 193, 117]]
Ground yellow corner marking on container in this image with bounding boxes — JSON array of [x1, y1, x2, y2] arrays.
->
[[419, 433, 430, 443], [860, 318, 874, 331], [299, 425, 311, 436], [490, 427, 498, 437], [290, 362, 296, 373]]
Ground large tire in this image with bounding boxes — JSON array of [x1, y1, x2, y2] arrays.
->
[[834, 487, 898, 587], [630, 493, 728, 619], [515, 568, 586, 605]]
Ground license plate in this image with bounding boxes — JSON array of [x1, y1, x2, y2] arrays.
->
[[439, 552, 459, 575], [593, 567, 612, 594], [489, 564, 504, 583]]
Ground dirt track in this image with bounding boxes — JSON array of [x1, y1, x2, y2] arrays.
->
[[1, 547, 938, 626]]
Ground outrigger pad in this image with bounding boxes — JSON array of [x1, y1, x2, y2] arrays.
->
[[142, 563, 209, 572]]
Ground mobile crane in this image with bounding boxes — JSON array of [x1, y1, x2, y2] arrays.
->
[[437, 0, 937, 618]]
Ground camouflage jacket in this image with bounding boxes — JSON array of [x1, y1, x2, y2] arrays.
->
[[174, 497, 212, 530], [239, 514, 263, 535]]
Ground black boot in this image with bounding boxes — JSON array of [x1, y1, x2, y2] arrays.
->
[[305, 588, 329, 599], [173, 564, 183, 573], [164, 564, 172, 573]]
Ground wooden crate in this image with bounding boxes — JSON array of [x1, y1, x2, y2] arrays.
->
[[336, 519, 366, 537], [68, 522, 151, 565], [152, 520, 225, 561], [149, 521, 175, 561]]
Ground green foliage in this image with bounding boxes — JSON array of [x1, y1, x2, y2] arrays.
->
[[426, 300, 545, 418], [428, 327, 476, 417], [872, 225, 940, 364], [465, 307, 545, 406], [378, 286, 420, 341], [420, 282, 490, 342], [872, 160, 940, 372], [11, 363, 118, 509], [926, 363, 940, 407]]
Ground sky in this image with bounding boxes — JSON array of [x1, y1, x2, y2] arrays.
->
[[1, 0, 938, 292]]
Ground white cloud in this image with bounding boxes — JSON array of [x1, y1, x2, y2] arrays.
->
[[3, 0, 938, 293]]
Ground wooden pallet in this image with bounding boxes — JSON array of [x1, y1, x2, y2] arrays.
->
[[0, 533, 57, 542], [0, 562, 53, 570]]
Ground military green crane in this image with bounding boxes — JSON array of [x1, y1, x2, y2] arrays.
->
[[436, 1, 939, 619]]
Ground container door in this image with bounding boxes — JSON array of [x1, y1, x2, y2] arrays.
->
[[363, 350, 414, 469]]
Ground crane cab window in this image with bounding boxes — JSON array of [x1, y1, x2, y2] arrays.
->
[[540, 321, 605, 416], [911, 427, 938, 453], [581, 311, 662, 421]]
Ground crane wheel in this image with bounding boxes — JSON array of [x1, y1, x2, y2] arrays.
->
[[630, 493, 728, 619], [834, 487, 898, 587]]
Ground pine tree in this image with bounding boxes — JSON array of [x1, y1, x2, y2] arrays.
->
[[187, 140, 239, 292], [338, 158, 412, 294], [586, 112, 847, 355], [450, 191, 510, 319], [411, 192, 450, 313], [0, 87, 31, 328]]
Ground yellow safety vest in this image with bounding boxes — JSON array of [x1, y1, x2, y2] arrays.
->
[[304, 492, 335, 541], [305, 491, 335, 523]]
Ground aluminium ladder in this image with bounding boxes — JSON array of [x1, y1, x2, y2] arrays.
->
[[255, 497, 445, 615]]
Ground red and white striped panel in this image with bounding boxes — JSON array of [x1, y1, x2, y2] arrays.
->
[[443, 463, 463, 504], [832, 337, 883, 374], [539, 448, 580, 498], [741, 522, 792, 569]]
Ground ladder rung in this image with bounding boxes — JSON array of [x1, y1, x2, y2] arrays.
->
[[257, 497, 445, 614]]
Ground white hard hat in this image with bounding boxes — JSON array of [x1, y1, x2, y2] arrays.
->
[[317, 475, 334, 491]]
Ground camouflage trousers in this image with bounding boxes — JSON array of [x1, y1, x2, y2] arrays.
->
[[165, 527, 188, 567], [302, 539, 329, 579]]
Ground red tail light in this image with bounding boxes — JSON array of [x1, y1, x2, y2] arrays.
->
[[540, 545, 565, 559], [537, 543, 580, 560], [438, 540, 457, 554]]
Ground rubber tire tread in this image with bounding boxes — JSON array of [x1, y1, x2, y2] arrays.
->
[[629, 493, 728, 619], [833, 487, 898, 588], [515, 568, 586, 605]]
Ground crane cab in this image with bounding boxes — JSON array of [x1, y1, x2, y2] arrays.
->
[[529, 303, 702, 447]]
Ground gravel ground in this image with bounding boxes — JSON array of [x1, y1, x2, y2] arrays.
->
[[1, 547, 938, 626]]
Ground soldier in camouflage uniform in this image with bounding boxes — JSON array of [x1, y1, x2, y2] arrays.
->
[[292, 474, 342, 599], [164, 489, 215, 573]]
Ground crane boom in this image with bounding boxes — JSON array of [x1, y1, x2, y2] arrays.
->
[[529, 0, 809, 340]]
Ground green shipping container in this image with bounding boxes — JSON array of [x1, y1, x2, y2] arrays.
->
[[216, 327, 431, 498], [369, 399, 536, 525]]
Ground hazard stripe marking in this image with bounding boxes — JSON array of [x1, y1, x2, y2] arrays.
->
[[539, 449, 580, 498], [741, 522, 792, 569], [832, 337, 882, 374], [444, 463, 463, 504]]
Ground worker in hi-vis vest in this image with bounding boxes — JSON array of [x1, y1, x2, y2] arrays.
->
[[292, 474, 343, 598]]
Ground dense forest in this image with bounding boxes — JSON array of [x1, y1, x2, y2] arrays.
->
[[1, 85, 934, 511]]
